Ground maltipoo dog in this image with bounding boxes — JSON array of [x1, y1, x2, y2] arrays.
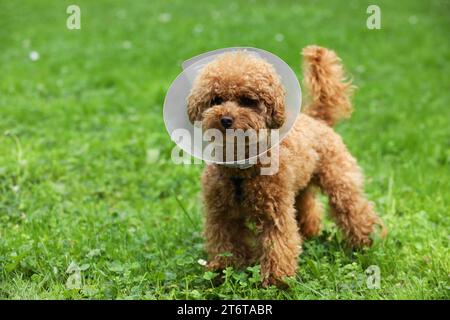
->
[[187, 46, 385, 287]]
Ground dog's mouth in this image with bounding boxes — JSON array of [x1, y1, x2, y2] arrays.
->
[[202, 122, 266, 145], [203, 123, 260, 135], [202, 123, 273, 163]]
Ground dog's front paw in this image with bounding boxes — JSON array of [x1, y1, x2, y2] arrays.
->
[[206, 261, 222, 271], [206, 257, 229, 272], [261, 274, 290, 290], [347, 234, 373, 248]]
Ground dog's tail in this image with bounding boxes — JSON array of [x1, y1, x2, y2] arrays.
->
[[302, 45, 354, 127]]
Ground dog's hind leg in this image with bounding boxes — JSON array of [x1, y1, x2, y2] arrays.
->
[[295, 185, 322, 239], [316, 137, 385, 247]]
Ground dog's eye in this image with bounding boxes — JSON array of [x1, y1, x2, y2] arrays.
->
[[239, 96, 258, 108], [210, 96, 223, 106]]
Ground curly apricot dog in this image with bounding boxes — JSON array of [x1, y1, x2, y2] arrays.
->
[[187, 46, 385, 287]]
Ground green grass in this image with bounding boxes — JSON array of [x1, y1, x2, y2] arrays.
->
[[0, 0, 449, 299]]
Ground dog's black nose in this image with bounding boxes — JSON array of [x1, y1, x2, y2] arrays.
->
[[220, 116, 233, 129]]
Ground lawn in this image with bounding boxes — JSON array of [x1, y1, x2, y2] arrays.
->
[[0, 0, 448, 299]]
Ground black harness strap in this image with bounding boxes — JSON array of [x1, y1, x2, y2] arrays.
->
[[230, 177, 244, 202]]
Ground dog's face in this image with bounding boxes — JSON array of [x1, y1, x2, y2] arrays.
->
[[187, 52, 286, 134]]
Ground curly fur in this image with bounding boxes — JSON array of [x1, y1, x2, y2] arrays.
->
[[187, 46, 386, 287], [302, 45, 354, 126], [188, 52, 286, 131]]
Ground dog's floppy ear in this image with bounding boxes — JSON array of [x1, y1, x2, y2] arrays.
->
[[187, 88, 208, 123], [270, 84, 286, 128], [187, 97, 201, 124], [262, 83, 286, 129]]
